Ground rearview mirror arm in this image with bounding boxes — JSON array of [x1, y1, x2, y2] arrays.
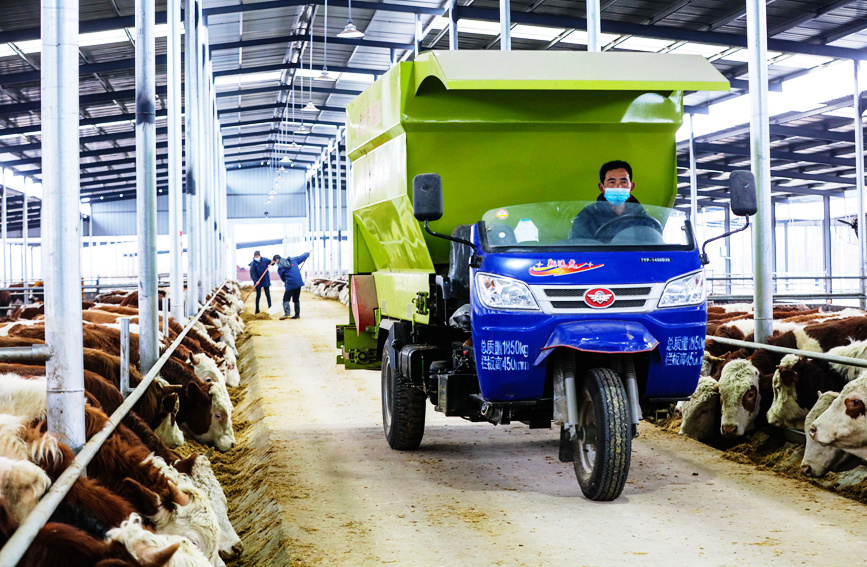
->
[[424, 220, 475, 250], [699, 216, 750, 265]]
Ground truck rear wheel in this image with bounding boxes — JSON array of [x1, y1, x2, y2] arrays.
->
[[572, 367, 631, 501], [382, 348, 426, 450]]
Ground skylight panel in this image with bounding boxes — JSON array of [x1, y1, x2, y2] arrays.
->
[[457, 19, 501, 36], [773, 54, 834, 69], [559, 30, 619, 46], [337, 72, 375, 83], [215, 70, 283, 86], [511, 25, 564, 42], [615, 36, 675, 52], [668, 42, 726, 58], [80, 29, 129, 48], [720, 48, 782, 62]]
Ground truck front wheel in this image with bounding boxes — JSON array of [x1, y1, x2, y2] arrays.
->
[[573, 367, 632, 501], [382, 348, 426, 450]]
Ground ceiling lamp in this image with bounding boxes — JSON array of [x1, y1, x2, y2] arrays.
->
[[338, 0, 364, 39], [296, 124, 311, 134], [287, 141, 302, 150], [279, 166, 286, 172], [281, 156, 291, 163], [315, 69, 336, 81], [302, 100, 319, 112], [338, 21, 363, 39]]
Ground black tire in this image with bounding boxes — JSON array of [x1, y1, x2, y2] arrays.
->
[[571, 367, 632, 501], [381, 347, 426, 450]]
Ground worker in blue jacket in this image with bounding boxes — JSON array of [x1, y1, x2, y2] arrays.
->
[[273, 251, 311, 319], [248, 250, 272, 314]]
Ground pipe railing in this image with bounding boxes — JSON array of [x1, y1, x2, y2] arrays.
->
[[706, 335, 867, 370], [0, 281, 228, 566]]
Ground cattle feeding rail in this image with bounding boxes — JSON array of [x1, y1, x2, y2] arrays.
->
[[0, 280, 228, 566], [706, 335, 867, 371]]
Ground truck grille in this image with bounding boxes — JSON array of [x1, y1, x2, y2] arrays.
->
[[530, 284, 664, 314]]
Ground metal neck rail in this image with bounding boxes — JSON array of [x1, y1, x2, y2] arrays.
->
[[0, 281, 228, 567], [707, 335, 867, 370]]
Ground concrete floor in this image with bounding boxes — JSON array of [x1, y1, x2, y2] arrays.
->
[[242, 292, 867, 566]]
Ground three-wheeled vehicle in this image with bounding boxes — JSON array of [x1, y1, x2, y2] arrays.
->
[[337, 51, 756, 500]]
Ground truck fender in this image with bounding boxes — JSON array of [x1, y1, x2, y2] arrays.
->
[[534, 320, 659, 366], [381, 319, 412, 373]]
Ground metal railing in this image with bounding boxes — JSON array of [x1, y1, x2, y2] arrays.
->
[[707, 335, 867, 370], [0, 281, 227, 566]]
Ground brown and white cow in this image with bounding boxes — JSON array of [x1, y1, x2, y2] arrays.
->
[[766, 354, 847, 430], [800, 391, 862, 478], [718, 359, 765, 437], [678, 376, 721, 441], [809, 369, 867, 460]]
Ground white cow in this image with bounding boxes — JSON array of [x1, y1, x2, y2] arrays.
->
[[810, 369, 867, 459], [678, 376, 720, 441], [718, 359, 762, 437], [801, 391, 861, 478]]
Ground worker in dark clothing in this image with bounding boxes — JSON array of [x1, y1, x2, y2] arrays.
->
[[273, 251, 311, 319], [570, 160, 659, 242], [248, 251, 272, 314]]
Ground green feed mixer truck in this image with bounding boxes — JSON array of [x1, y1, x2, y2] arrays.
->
[[336, 51, 756, 501]]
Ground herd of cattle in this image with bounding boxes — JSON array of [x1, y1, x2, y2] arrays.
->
[[679, 303, 867, 480], [304, 279, 348, 305], [0, 282, 247, 566]]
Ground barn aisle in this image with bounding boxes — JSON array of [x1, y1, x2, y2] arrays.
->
[[237, 292, 867, 566]]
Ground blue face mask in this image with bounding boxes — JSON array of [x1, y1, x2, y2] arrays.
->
[[604, 188, 631, 205]]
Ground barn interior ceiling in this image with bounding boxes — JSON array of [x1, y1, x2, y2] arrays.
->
[[2, 0, 867, 230]]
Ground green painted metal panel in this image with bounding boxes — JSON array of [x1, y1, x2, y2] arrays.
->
[[410, 51, 731, 93], [345, 51, 730, 323]]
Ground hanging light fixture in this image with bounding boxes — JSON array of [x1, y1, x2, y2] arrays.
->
[[279, 166, 286, 172], [338, 0, 364, 38], [287, 141, 302, 150], [281, 156, 292, 163], [303, 20, 320, 110], [316, 0, 336, 80]]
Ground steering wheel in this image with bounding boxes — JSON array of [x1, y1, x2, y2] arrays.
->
[[593, 214, 663, 242]]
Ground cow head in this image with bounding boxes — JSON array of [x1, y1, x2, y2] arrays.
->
[[801, 391, 858, 478], [219, 349, 240, 388], [679, 377, 721, 441], [0, 455, 51, 522], [107, 513, 212, 567], [719, 359, 762, 437], [179, 380, 236, 452], [810, 373, 867, 449], [766, 354, 809, 429]]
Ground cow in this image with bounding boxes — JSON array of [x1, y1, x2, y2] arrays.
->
[[678, 376, 721, 441], [809, 369, 867, 460], [0, 502, 182, 567], [800, 391, 862, 478], [828, 338, 867, 382], [766, 354, 848, 430], [160, 358, 235, 452], [0, 455, 51, 522], [106, 513, 213, 567], [719, 359, 767, 437], [802, 316, 867, 353]]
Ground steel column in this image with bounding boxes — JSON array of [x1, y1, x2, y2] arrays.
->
[[449, 0, 459, 50], [334, 139, 342, 277], [120, 317, 131, 397], [724, 204, 732, 295], [500, 0, 511, 50], [688, 113, 698, 231], [587, 0, 601, 52], [823, 194, 832, 294], [42, 0, 86, 451], [414, 14, 421, 57], [136, 0, 159, 374], [855, 60, 867, 309], [746, 0, 774, 343], [327, 145, 335, 277], [345, 148, 352, 274], [1, 167, 6, 286], [185, 0, 200, 315], [169, 0, 184, 322], [22, 178, 29, 292]]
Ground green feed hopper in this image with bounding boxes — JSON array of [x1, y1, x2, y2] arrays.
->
[[345, 51, 728, 325]]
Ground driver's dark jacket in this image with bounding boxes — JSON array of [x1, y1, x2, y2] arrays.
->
[[569, 194, 651, 241]]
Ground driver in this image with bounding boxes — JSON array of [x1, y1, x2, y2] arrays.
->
[[569, 160, 657, 242]]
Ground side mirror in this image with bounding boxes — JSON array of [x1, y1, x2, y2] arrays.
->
[[413, 174, 443, 222], [729, 170, 757, 217]]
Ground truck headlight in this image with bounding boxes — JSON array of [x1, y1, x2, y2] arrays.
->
[[475, 273, 540, 311], [658, 270, 706, 308]]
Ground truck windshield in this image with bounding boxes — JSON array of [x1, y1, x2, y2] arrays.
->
[[480, 201, 692, 250]]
